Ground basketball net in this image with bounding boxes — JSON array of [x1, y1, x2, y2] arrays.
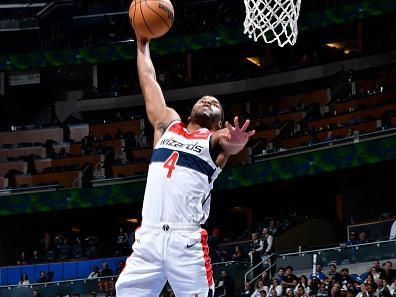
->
[[243, 0, 301, 47]]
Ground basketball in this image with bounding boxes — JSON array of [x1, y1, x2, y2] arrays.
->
[[129, 0, 174, 40]]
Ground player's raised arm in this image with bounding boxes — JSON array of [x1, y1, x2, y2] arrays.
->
[[136, 39, 180, 142]]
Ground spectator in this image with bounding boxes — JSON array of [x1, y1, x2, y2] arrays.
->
[[231, 245, 246, 262], [58, 147, 67, 158], [340, 268, 354, 286], [36, 271, 49, 283], [276, 267, 286, 283], [84, 235, 98, 258], [358, 232, 369, 244], [268, 279, 283, 297], [216, 270, 235, 297], [374, 279, 390, 297], [251, 279, 267, 297], [258, 227, 274, 268], [286, 288, 294, 297], [208, 228, 222, 263], [249, 232, 262, 267], [58, 237, 71, 260], [372, 260, 385, 276], [241, 282, 254, 297], [356, 283, 370, 297], [345, 232, 358, 245], [325, 131, 336, 142], [115, 227, 129, 256], [317, 283, 329, 297], [388, 278, 396, 296], [18, 273, 30, 285], [295, 275, 311, 295], [328, 264, 342, 284], [16, 251, 29, 265], [296, 285, 310, 297], [370, 267, 383, 282], [71, 237, 83, 259], [345, 128, 354, 138], [309, 264, 327, 282], [116, 261, 125, 275], [88, 266, 99, 279], [364, 274, 376, 286], [45, 143, 57, 159], [259, 271, 271, 287], [283, 266, 298, 290], [330, 283, 341, 297], [259, 288, 268, 297], [30, 250, 41, 264], [268, 220, 279, 236], [100, 262, 114, 277], [32, 290, 42, 297], [383, 261, 396, 284]]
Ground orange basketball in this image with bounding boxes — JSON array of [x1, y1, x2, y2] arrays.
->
[[129, 0, 174, 40]]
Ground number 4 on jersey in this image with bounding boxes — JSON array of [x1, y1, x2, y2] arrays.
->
[[163, 151, 179, 178]]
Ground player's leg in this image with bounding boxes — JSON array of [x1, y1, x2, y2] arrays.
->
[[166, 229, 214, 297], [116, 228, 167, 297]]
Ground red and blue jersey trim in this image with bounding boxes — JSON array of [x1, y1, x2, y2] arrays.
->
[[168, 122, 211, 140]]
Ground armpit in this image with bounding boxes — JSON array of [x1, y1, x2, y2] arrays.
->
[[156, 122, 167, 134]]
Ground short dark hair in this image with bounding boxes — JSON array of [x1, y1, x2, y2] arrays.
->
[[285, 266, 293, 271]]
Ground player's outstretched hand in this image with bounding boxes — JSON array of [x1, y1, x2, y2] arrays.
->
[[219, 116, 255, 155]]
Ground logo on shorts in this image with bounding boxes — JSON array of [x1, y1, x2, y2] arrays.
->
[[186, 241, 198, 248]]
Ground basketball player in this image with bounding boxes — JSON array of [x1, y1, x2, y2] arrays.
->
[[115, 37, 255, 297]]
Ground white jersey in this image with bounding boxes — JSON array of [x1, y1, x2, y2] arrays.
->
[[142, 121, 222, 224]]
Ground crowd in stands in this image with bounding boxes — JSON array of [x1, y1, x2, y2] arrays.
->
[[13, 226, 134, 268], [73, 24, 396, 115], [4, 209, 395, 297], [219, 260, 396, 297], [1, 62, 396, 190]]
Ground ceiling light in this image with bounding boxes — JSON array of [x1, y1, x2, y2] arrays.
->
[[245, 57, 261, 67]]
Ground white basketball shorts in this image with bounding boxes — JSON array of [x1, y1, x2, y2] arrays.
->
[[115, 221, 214, 297]]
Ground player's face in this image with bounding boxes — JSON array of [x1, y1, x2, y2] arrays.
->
[[190, 96, 223, 129]]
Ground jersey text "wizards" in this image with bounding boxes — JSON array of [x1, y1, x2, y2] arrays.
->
[[160, 138, 204, 153]]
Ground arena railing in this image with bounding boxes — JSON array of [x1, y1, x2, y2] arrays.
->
[[0, 261, 252, 297], [216, 210, 317, 258], [0, 256, 126, 286], [0, 275, 118, 297], [212, 260, 253, 294], [253, 126, 396, 162], [276, 239, 396, 272], [244, 253, 276, 286], [347, 218, 395, 242]]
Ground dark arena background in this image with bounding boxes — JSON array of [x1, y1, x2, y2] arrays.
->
[[0, 0, 396, 296]]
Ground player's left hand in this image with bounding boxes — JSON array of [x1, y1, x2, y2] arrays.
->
[[219, 116, 255, 155]]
